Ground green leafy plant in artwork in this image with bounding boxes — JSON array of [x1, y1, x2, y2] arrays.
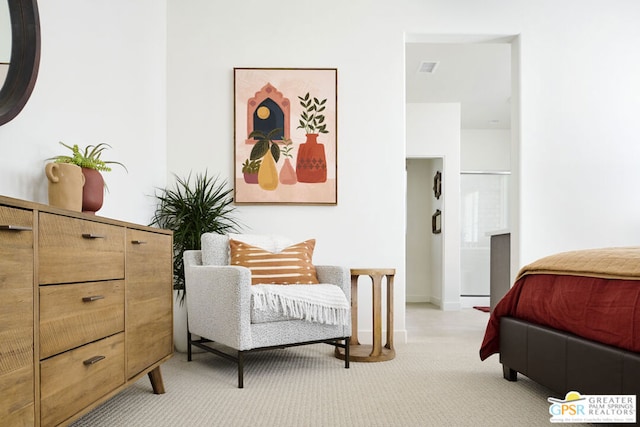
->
[[280, 137, 294, 159], [241, 158, 261, 174], [48, 141, 127, 172], [297, 93, 328, 135], [248, 128, 282, 162], [150, 171, 241, 302]]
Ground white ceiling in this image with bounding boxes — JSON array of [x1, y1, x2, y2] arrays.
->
[[405, 42, 512, 129]]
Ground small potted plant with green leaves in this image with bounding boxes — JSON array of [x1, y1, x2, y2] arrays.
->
[[296, 93, 328, 183], [46, 142, 127, 214], [241, 158, 261, 184], [279, 137, 297, 185]]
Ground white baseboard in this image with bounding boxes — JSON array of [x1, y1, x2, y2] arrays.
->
[[405, 295, 430, 303]]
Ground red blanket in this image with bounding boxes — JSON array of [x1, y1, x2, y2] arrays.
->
[[480, 273, 640, 361]]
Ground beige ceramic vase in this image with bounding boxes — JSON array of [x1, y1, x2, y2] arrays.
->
[[45, 162, 85, 212]]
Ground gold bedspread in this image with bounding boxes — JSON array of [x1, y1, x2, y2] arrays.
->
[[515, 246, 640, 282]]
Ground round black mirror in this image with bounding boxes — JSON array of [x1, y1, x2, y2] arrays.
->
[[0, 0, 40, 126]]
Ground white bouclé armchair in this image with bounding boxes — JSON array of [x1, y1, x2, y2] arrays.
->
[[183, 233, 351, 388]]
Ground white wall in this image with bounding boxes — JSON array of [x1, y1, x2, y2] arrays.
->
[[461, 130, 510, 171], [0, 1, 167, 225]]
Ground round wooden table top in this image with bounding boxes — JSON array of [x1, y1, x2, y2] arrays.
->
[[350, 268, 396, 276]]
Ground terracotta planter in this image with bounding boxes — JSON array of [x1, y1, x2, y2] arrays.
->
[[81, 168, 104, 214], [45, 163, 85, 212], [296, 133, 327, 183], [243, 172, 259, 184]]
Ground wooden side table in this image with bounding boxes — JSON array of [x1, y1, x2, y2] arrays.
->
[[335, 268, 396, 362]]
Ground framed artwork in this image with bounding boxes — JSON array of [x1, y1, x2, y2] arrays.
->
[[433, 171, 442, 199], [233, 67, 337, 204], [432, 209, 442, 234]]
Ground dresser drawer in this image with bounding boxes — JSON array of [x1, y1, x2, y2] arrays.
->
[[39, 213, 125, 284], [40, 280, 125, 359], [40, 333, 125, 427]]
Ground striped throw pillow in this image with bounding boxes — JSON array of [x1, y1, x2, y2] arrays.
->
[[229, 239, 319, 285]]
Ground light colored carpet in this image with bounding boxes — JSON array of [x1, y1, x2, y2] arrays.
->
[[71, 304, 590, 427]]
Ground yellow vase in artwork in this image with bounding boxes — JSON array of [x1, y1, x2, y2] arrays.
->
[[258, 150, 278, 191]]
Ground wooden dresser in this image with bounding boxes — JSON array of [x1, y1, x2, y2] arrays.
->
[[0, 195, 173, 426]]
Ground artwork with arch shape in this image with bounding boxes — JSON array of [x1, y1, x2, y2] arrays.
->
[[234, 68, 337, 205]]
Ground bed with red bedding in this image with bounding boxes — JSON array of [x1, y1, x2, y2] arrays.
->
[[480, 247, 640, 396]]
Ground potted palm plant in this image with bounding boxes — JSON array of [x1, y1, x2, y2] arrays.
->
[[46, 142, 127, 214], [150, 171, 241, 352], [150, 171, 241, 299]]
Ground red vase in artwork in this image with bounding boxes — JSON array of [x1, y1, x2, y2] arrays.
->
[[295, 133, 327, 183], [81, 168, 105, 214]]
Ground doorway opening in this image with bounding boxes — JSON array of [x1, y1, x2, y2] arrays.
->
[[406, 158, 443, 306], [405, 34, 520, 311]]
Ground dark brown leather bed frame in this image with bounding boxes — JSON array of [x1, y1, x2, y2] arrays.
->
[[500, 317, 640, 397]]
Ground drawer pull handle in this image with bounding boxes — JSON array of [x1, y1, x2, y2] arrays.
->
[[83, 355, 106, 366], [82, 233, 105, 239], [131, 240, 147, 244], [0, 225, 32, 231], [82, 295, 105, 302]]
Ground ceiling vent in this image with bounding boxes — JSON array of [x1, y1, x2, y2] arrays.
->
[[418, 61, 439, 74]]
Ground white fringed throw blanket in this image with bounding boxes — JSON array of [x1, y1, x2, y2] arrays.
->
[[252, 284, 350, 326]]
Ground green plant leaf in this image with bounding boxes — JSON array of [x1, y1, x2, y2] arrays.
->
[[270, 142, 280, 163], [47, 141, 127, 177], [250, 139, 269, 160], [248, 130, 266, 140], [266, 127, 283, 140]]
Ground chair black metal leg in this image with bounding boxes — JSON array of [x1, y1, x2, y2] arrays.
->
[[187, 330, 192, 361], [238, 351, 244, 388], [344, 337, 350, 369]]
